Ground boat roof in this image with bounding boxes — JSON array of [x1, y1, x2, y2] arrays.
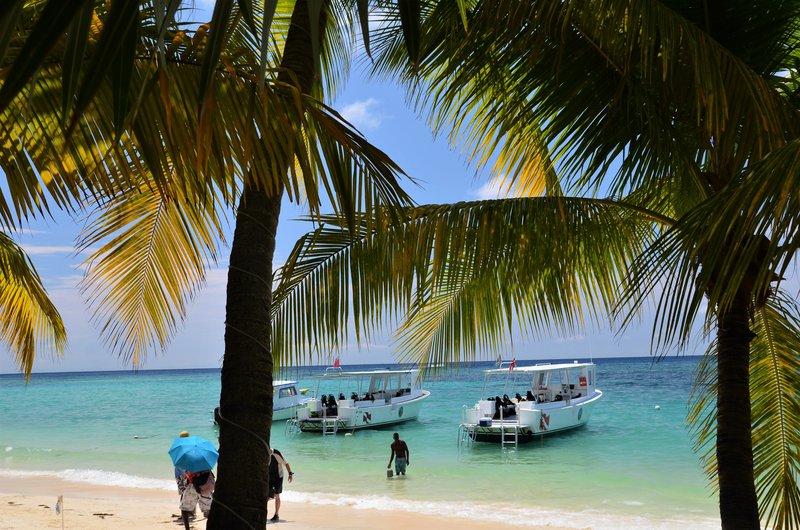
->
[[274, 380, 298, 386], [483, 362, 594, 374], [315, 369, 417, 378]]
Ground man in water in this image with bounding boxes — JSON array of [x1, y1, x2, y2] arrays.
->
[[387, 432, 410, 476]]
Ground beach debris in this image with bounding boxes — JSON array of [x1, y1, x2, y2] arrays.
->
[[38, 504, 50, 508], [93, 512, 114, 518]]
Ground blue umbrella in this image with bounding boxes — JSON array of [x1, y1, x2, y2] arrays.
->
[[168, 436, 219, 473]]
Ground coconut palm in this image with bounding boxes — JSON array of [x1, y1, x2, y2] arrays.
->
[[2, 4, 412, 529], [272, 2, 800, 529]]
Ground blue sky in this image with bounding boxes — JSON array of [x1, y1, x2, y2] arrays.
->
[[0, 68, 680, 375], [0, 6, 763, 374]]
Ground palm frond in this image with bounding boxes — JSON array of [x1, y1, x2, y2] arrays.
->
[[0, 231, 66, 377], [373, 0, 799, 202], [665, 139, 800, 315], [751, 291, 800, 530], [689, 290, 800, 530], [78, 181, 224, 367], [272, 197, 657, 368]]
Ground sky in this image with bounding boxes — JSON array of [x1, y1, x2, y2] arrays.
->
[[1, 5, 786, 375]]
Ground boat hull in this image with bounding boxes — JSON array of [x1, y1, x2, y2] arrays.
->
[[463, 390, 603, 444], [272, 402, 312, 421], [293, 391, 430, 433]]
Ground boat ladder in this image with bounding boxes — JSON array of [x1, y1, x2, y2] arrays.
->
[[322, 417, 339, 435], [457, 423, 475, 447], [457, 406, 476, 447], [285, 418, 300, 436], [500, 423, 519, 448]]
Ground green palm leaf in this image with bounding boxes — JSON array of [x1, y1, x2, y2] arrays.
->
[[78, 183, 224, 367], [272, 197, 657, 369], [373, 0, 798, 199], [0, 231, 66, 377], [689, 290, 800, 530]]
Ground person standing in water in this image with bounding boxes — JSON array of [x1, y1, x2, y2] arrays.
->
[[387, 432, 410, 476]]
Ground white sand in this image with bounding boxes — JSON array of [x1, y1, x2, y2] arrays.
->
[[0, 475, 581, 530]]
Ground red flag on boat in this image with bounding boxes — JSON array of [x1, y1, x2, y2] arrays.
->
[[333, 357, 341, 368], [509, 357, 516, 371]]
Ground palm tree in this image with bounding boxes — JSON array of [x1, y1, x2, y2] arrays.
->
[[2, 5, 411, 529], [272, 2, 800, 529]]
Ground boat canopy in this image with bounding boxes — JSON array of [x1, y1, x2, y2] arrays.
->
[[482, 362, 594, 375], [314, 369, 418, 378]]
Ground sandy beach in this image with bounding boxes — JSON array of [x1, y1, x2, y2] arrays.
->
[[0, 475, 581, 530]]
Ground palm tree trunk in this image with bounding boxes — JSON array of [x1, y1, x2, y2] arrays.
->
[[208, 2, 320, 528], [208, 188, 281, 529], [716, 290, 760, 529]]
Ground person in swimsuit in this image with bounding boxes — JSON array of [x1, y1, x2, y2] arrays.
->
[[387, 432, 410, 476]]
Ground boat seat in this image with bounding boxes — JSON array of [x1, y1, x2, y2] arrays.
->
[[477, 400, 495, 418]]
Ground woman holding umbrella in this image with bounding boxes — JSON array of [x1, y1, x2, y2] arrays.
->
[[179, 469, 215, 528], [168, 435, 219, 529]]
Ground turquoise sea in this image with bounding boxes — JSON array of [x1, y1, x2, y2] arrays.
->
[[0, 357, 719, 529]]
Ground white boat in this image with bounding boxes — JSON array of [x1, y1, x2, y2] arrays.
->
[[272, 380, 315, 421], [288, 368, 431, 434], [459, 361, 603, 446], [214, 380, 313, 424]]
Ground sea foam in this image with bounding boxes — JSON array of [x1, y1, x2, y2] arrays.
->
[[0, 468, 174, 491], [281, 490, 720, 530], [0, 468, 719, 529]]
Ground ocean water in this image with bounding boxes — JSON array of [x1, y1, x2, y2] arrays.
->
[[0, 357, 720, 529]]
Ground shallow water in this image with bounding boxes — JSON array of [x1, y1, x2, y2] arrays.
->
[[0, 357, 719, 528]]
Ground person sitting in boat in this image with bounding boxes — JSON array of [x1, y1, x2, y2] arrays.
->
[[351, 392, 359, 401], [327, 394, 338, 415], [492, 396, 504, 419], [502, 395, 516, 416], [526, 390, 536, 402], [338, 393, 346, 401], [515, 392, 525, 402]]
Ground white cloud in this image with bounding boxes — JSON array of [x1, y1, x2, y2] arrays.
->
[[1, 227, 47, 236], [204, 266, 229, 288], [472, 175, 508, 200], [50, 275, 83, 290], [340, 98, 383, 130], [556, 334, 586, 343], [21, 245, 76, 256]]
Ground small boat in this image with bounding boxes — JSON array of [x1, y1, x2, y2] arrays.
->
[[459, 361, 603, 446], [214, 380, 313, 425], [288, 367, 431, 434], [272, 380, 315, 421]]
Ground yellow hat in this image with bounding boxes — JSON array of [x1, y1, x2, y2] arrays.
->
[[179, 431, 190, 438]]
